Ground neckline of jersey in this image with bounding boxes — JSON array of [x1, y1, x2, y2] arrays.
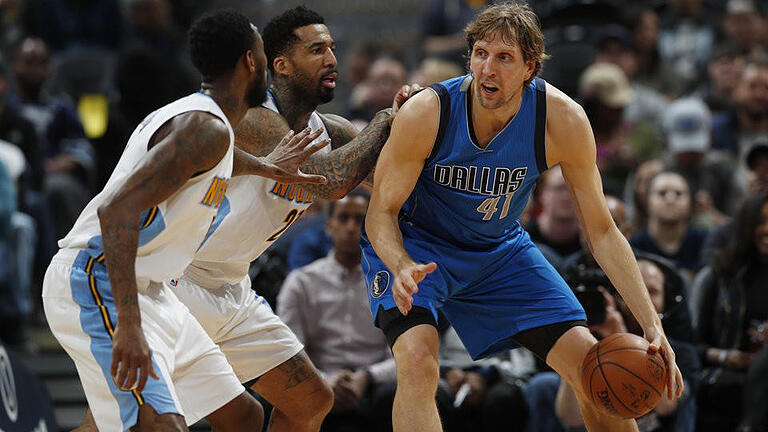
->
[[464, 76, 530, 153]]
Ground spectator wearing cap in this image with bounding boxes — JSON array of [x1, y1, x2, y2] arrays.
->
[[696, 43, 747, 114], [579, 62, 637, 196], [664, 97, 739, 227], [594, 24, 668, 159]]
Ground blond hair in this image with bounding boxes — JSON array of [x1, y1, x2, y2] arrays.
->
[[465, 1, 548, 86]]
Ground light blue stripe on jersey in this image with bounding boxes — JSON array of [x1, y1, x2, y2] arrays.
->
[[138, 207, 166, 247], [197, 195, 231, 251], [69, 249, 179, 430]]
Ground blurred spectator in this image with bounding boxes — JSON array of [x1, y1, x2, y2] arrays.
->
[[342, 41, 379, 88], [657, 0, 716, 93], [421, 0, 492, 65], [409, 57, 463, 87], [712, 53, 768, 158], [116, 0, 197, 128], [12, 37, 94, 238], [555, 258, 699, 432], [699, 139, 768, 275], [347, 55, 407, 126], [629, 7, 683, 97], [23, 0, 123, 53], [746, 139, 768, 194], [693, 191, 768, 432], [0, 0, 24, 54], [579, 62, 637, 196], [526, 165, 581, 269], [697, 43, 747, 114], [278, 192, 396, 432], [630, 171, 707, 276], [0, 59, 41, 192], [594, 24, 668, 160], [626, 158, 665, 235], [721, 0, 766, 55], [0, 153, 36, 354], [663, 97, 737, 227]]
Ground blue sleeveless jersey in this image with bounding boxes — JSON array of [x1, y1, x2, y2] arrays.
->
[[399, 74, 548, 250]]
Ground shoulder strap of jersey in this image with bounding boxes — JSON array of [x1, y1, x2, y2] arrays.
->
[[533, 77, 548, 174], [425, 82, 452, 166]]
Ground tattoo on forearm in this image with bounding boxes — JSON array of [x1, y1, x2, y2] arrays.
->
[[299, 113, 390, 199]]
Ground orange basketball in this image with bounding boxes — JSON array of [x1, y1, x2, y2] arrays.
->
[[581, 333, 667, 419]]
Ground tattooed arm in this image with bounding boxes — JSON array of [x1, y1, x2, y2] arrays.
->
[[234, 107, 391, 200], [97, 112, 230, 392]]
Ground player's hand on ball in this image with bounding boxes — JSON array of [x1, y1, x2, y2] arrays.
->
[[644, 324, 684, 400], [393, 261, 437, 315], [264, 127, 329, 185], [111, 323, 159, 393], [392, 83, 423, 116]]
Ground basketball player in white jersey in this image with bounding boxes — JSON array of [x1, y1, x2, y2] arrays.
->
[[171, 7, 418, 432], [43, 10, 330, 432]]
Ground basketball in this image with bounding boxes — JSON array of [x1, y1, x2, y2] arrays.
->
[[581, 333, 667, 419]]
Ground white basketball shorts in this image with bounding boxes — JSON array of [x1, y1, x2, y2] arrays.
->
[[42, 249, 244, 431]]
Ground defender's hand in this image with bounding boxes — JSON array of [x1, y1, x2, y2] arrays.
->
[[393, 261, 437, 315], [392, 84, 423, 116], [644, 324, 684, 400], [111, 323, 158, 393], [264, 127, 330, 184]]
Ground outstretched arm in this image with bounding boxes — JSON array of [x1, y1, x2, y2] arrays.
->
[[365, 90, 439, 315], [97, 112, 230, 393], [545, 86, 684, 400], [233, 85, 420, 199]]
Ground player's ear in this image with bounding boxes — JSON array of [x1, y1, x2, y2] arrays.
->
[[245, 50, 256, 73], [524, 60, 535, 82], [273, 55, 293, 77]]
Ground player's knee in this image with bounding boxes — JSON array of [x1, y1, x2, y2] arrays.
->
[[135, 405, 187, 432], [285, 377, 333, 423], [310, 378, 334, 419], [393, 340, 439, 389], [207, 392, 264, 431]]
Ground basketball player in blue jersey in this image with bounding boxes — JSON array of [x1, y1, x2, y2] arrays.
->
[[45, 10, 331, 432], [363, 3, 684, 431]]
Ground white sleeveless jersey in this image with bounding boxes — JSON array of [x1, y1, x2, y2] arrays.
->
[[59, 93, 234, 290], [188, 91, 331, 286]]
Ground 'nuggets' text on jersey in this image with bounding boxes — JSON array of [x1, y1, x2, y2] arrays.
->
[[269, 182, 317, 204], [433, 164, 527, 196]]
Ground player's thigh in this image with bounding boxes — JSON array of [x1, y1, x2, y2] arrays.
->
[[250, 350, 331, 416], [170, 293, 245, 426], [545, 325, 597, 392]]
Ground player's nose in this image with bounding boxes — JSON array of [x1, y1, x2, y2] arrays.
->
[[325, 48, 337, 68]]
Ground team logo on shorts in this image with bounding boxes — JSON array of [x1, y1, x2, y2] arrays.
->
[[371, 271, 390, 298], [169, 279, 178, 287]]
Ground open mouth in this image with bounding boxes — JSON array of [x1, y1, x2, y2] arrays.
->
[[480, 82, 499, 97], [321, 73, 337, 89]]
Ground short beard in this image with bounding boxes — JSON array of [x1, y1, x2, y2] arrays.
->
[[246, 79, 268, 108]]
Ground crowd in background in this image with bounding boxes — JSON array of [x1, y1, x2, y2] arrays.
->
[[0, 0, 766, 431]]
